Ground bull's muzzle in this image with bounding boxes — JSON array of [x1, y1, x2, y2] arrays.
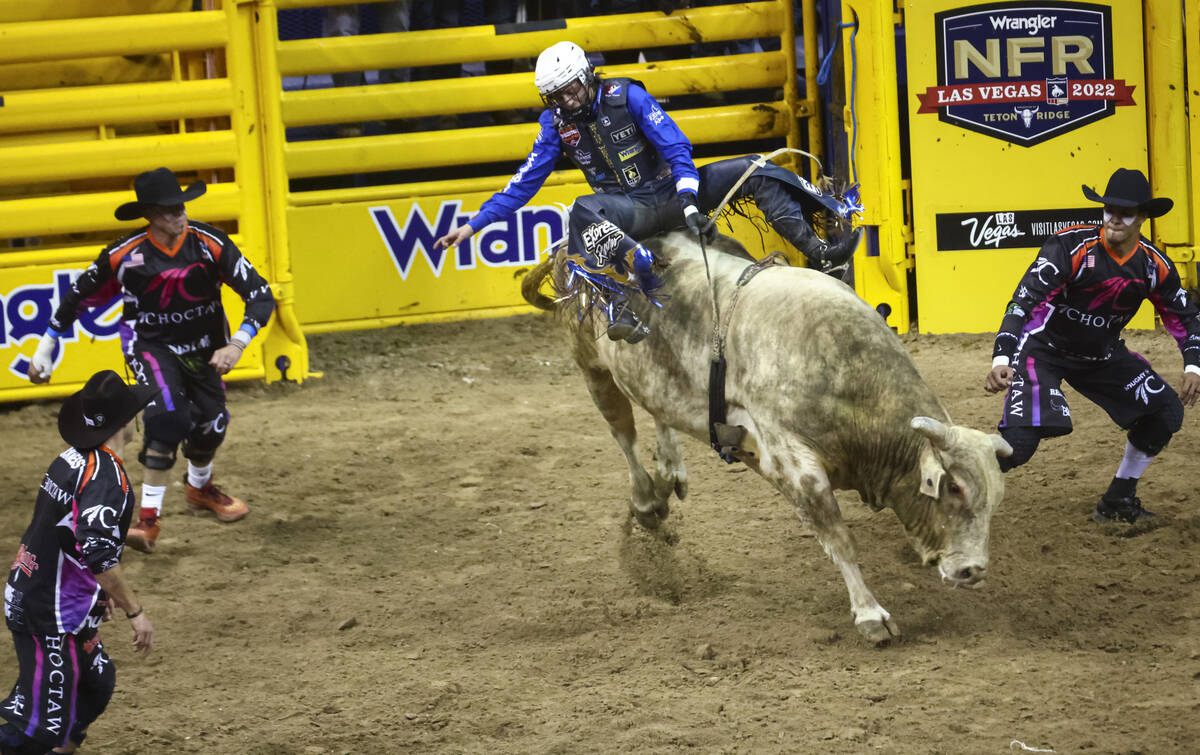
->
[[937, 560, 987, 588]]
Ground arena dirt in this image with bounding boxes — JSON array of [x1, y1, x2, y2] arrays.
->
[[1, 315, 1197, 754]]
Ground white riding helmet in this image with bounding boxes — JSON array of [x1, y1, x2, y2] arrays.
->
[[534, 41, 596, 119]]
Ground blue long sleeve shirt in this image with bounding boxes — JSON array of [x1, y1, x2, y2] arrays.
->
[[471, 82, 698, 230]]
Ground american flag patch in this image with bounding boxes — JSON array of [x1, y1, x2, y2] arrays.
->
[[126, 252, 144, 267], [1085, 253, 1094, 268]]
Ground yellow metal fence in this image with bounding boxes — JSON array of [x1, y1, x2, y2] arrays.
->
[[0, 1, 309, 402], [1, 1, 833, 401], [265, 0, 829, 333]]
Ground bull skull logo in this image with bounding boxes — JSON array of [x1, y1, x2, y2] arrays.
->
[[1014, 106, 1039, 128]]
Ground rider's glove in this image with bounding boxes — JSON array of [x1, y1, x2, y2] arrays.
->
[[681, 193, 715, 241]]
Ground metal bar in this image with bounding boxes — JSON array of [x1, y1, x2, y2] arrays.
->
[[275, 0, 394, 8], [286, 153, 767, 206], [276, 3, 784, 75], [0, 79, 234, 134], [0, 131, 237, 186], [1142, 0, 1192, 256], [779, 0, 801, 172], [284, 103, 790, 178], [301, 305, 542, 334], [0, 11, 228, 65], [800, 0, 824, 173], [290, 172, 587, 207], [0, 55, 173, 91], [245, 0, 313, 383], [0, 232, 248, 270], [280, 53, 787, 126], [842, 0, 910, 330], [0, 244, 120, 269], [1188, 0, 1200, 274], [0, 0, 203, 23], [0, 185, 242, 240]]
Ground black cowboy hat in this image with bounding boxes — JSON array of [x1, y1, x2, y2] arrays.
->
[[114, 167, 207, 222], [58, 370, 157, 450], [1082, 168, 1173, 219]]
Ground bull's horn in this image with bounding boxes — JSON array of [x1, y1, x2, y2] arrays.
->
[[910, 416, 951, 450], [991, 433, 1013, 458]]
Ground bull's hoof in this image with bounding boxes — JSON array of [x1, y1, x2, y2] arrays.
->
[[632, 508, 662, 532], [674, 478, 688, 500], [855, 617, 901, 646], [652, 497, 671, 520]]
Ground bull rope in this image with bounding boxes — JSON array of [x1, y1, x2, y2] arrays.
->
[[696, 231, 736, 462], [697, 148, 821, 463], [705, 147, 823, 226], [696, 146, 822, 337], [695, 146, 823, 339]]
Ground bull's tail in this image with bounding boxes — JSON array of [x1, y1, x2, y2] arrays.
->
[[521, 255, 558, 311]]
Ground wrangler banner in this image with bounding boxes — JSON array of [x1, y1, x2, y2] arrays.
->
[[288, 185, 577, 330], [288, 182, 794, 331]]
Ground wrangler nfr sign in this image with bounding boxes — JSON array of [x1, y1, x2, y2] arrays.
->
[[905, 0, 1149, 333], [916, 1, 1134, 146]]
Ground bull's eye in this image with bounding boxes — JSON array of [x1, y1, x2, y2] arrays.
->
[[947, 481, 963, 496]]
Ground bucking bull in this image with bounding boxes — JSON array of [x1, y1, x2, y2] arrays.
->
[[522, 231, 1013, 643]]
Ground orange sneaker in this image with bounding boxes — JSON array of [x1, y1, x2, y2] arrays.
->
[[126, 513, 160, 553], [185, 480, 249, 522]]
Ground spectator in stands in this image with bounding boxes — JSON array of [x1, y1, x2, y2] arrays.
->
[[322, 6, 368, 137], [378, 1, 412, 87], [410, 1, 462, 85]]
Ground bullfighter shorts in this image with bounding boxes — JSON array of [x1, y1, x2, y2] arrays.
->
[[999, 338, 1181, 437], [1, 630, 114, 750], [126, 341, 228, 453]]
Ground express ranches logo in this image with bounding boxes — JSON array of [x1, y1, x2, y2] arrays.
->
[[916, 1, 1134, 146]]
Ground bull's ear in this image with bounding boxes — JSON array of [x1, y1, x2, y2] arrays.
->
[[911, 416, 951, 451], [918, 443, 945, 499], [991, 434, 1013, 458]]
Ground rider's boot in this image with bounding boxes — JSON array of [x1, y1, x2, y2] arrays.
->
[[742, 173, 861, 280], [769, 215, 862, 280], [606, 295, 649, 343]]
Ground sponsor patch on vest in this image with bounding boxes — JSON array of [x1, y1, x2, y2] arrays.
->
[[558, 125, 581, 146], [622, 165, 641, 186], [617, 144, 644, 162], [604, 83, 622, 97], [611, 124, 636, 143], [600, 116, 611, 126]]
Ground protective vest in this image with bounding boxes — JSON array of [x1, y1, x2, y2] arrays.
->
[[552, 77, 671, 194]]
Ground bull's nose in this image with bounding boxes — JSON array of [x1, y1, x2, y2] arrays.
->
[[955, 564, 986, 583]]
